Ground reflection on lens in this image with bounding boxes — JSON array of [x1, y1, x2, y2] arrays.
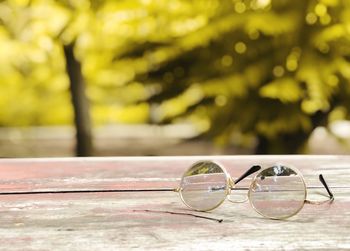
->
[[249, 164, 306, 219], [179, 161, 228, 211]]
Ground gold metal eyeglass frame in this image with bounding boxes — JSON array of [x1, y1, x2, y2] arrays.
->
[[174, 161, 334, 220]]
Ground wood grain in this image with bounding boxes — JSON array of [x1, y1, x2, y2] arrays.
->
[[0, 155, 349, 250]]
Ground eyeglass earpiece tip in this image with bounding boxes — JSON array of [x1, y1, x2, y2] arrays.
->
[[252, 165, 262, 171]]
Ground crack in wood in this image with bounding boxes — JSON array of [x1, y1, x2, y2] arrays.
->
[[132, 209, 224, 223]]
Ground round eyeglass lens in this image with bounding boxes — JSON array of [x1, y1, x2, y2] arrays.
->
[[179, 161, 228, 211], [249, 165, 306, 219]]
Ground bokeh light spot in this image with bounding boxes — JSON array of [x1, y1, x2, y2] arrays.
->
[[306, 13, 317, 25], [234, 2, 246, 13], [286, 59, 298, 71], [315, 3, 327, 17], [221, 55, 233, 67], [215, 95, 227, 106], [320, 14, 331, 25], [318, 43, 330, 53], [248, 30, 260, 40], [273, 65, 285, 77], [235, 42, 247, 54]]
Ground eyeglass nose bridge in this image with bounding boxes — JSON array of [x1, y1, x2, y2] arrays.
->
[[228, 195, 249, 203], [227, 177, 249, 203]]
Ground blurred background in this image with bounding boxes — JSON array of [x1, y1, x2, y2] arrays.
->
[[0, 0, 350, 157]]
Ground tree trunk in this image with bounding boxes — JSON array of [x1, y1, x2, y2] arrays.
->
[[64, 44, 93, 156]]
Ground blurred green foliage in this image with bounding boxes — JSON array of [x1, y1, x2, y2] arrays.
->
[[0, 0, 350, 153]]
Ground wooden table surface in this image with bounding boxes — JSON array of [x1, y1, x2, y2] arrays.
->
[[0, 155, 349, 251]]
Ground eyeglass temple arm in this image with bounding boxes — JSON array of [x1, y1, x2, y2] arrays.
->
[[305, 174, 334, 205], [319, 174, 334, 200], [233, 165, 261, 185]]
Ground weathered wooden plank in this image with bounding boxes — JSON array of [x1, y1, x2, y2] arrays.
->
[[0, 156, 349, 250], [0, 156, 349, 193], [0, 188, 349, 250]]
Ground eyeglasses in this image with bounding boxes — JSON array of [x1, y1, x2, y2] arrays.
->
[[175, 161, 334, 220]]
